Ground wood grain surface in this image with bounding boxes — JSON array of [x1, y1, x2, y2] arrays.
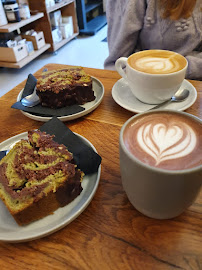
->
[[0, 64, 201, 270]]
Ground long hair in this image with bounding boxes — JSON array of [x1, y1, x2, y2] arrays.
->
[[159, 0, 197, 20]]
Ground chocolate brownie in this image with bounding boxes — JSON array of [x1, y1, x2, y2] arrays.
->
[[36, 67, 95, 108]]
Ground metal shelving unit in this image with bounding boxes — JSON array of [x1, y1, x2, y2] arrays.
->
[[76, 0, 106, 35]]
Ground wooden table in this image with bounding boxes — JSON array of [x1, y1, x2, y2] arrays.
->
[[0, 64, 201, 270]]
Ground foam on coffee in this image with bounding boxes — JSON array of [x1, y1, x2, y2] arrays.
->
[[128, 50, 187, 74], [123, 112, 201, 170]]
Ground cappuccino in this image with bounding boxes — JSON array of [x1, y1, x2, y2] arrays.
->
[[115, 50, 188, 104], [123, 111, 201, 171], [128, 50, 187, 74]]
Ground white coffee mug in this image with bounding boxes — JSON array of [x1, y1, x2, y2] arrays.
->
[[115, 50, 188, 104]]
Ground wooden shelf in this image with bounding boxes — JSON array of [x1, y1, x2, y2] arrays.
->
[[47, 0, 74, 13], [28, 0, 79, 52], [0, 13, 44, 33], [0, 44, 50, 68], [0, 10, 51, 68], [53, 33, 78, 51]]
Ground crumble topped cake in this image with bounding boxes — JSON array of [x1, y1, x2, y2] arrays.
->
[[36, 67, 95, 108], [0, 130, 84, 225]]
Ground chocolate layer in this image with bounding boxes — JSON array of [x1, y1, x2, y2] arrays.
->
[[0, 130, 83, 202], [0, 163, 48, 200]]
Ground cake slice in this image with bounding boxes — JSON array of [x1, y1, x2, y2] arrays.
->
[[0, 130, 84, 226], [36, 67, 95, 108]]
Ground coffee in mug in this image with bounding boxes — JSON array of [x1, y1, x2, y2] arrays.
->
[[115, 50, 188, 104], [119, 110, 202, 219]]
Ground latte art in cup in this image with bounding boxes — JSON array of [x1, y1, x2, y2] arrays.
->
[[128, 50, 187, 74], [137, 122, 196, 166], [123, 112, 201, 170], [134, 56, 181, 74]]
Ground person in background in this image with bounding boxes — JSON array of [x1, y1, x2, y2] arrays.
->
[[104, 0, 202, 80]]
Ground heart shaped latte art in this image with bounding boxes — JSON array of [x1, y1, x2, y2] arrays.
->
[[137, 122, 197, 165]]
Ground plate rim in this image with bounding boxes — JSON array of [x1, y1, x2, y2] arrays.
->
[[0, 131, 101, 242], [112, 78, 197, 113], [17, 76, 104, 122]]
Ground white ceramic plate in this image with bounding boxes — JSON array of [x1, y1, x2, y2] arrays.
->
[[0, 132, 101, 242], [112, 78, 197, 113], [17, 76, 104, 122]]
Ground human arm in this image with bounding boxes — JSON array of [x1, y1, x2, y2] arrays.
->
[[104, 0, 146, 70], [185, 50, 202, 80]]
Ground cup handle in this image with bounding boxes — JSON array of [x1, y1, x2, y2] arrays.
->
[[115, 57, 128, 80]]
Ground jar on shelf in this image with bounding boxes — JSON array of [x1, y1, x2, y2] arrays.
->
[[3, 0, 21, 23], [19, 4, 30, 20]]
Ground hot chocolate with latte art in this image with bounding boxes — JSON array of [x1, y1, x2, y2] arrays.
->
[[123, 112, 201, 171], [128, 50, 187, 74]]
